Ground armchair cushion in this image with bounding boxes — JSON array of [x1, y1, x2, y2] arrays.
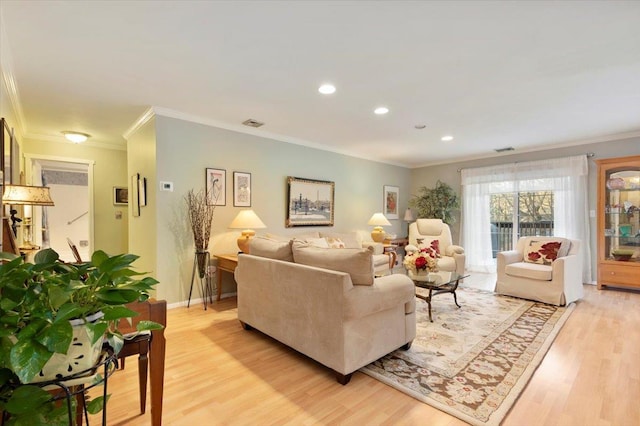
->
[[523, 239, 570, 265], [505, 262, 553, 281]]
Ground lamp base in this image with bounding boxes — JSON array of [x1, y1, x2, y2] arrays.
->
[[371, 227, 385, 243], [237, 230, 256, 254]]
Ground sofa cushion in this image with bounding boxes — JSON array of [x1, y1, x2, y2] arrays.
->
[[319, 232, 361, 249], [249, 236, 293, 262], [306, 237, 330, 248], [292, 240, 374, 286], [524, 239, 569, 265], [505, 262, 553, 281]]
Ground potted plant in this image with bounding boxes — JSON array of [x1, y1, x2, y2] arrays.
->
[[408, 180, 460, 224], [0, 248, 162, 425]]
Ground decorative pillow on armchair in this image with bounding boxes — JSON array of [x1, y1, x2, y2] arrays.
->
[[416, 239, 441, 258], [524, 240, 569, 265]]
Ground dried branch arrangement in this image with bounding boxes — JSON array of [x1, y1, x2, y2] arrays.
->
[[185, 188, 216, 253]]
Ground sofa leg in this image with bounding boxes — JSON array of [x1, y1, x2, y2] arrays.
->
[[239, 321, 253, 331], [335, 372, 352, 385], [401, 340, 413, 350]]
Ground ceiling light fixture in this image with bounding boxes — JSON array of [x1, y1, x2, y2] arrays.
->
[[318, 84, 336, 95], [374, 107, 389, 115], [62, 131, 90, 143], [414, 124, 426, 129], [441, 135, 454, 141]]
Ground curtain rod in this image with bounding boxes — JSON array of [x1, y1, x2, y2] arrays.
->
[[457, 152, 595, 172]]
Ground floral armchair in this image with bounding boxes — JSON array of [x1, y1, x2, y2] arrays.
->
[[405, 218, 465, 276]]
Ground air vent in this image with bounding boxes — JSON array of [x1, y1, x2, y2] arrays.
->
[[242, 118, 264, 128], [495, 147, 515, 153]]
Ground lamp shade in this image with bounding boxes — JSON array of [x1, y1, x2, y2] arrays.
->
[[367, 213, 392, 227], [229, 210, 266, 254], [2, 185, 55, 206], [403, 208, 414, 222], [229, 210, 266, 230]]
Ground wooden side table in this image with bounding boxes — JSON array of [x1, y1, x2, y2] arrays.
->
[[214, 254, 238, 301], [383, 244, 398, 270]]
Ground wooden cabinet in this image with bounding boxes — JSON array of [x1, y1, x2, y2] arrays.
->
[[595, 155, 640, 290]]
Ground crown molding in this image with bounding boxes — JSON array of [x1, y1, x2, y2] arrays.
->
[[0, 14, 26, 137], [410, 130, 640, 169], [122, 107, 156, 140], [151, 106, 409, 168]]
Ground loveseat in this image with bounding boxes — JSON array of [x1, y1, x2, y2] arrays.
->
[[234, 236, 416, 384]]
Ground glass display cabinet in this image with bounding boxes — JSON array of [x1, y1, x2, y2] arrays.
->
[[596, 155, 640, 290]]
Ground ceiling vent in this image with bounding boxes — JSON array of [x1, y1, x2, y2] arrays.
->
[[242, 118, 264, 128], [495, 147, 515, 153]]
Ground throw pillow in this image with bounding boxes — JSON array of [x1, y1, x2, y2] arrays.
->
[[319, 232, 361, 249], [305, 237, 330, 248], [325, 237, 346, 249], [416, 239, 441, 258], [249, 236, 293, 262], [524, 239, 566, 265], [291, 240, 374, 286]]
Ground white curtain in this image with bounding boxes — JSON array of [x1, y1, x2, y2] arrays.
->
[[461, 155, 591, 283]]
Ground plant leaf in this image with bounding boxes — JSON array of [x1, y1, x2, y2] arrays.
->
[[107, 332, 124, 355], [4, 385, 51, 414], [86, 394, 111, 415], [36, 321, 72, 354], [137, 320, 164, 331], [33, 248, 59, 264], [53, 303, 84, 324], [86, 322, 109, 345], [101, 305, 139, 321], [10, 339, 53, 383]]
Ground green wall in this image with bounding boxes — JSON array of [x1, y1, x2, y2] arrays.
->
[[141, 115, 412, 304]]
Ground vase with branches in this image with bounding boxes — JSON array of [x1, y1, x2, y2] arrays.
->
[[185, 188, 216, 278], [408, 180, 460, 224]]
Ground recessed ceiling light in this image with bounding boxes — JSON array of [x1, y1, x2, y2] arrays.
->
[[414, 124, 426, 129], [318, 84, 336, 95], [374, 107, 389, 115], [441, 135, 454, 141], [62, 131, 90, 143]]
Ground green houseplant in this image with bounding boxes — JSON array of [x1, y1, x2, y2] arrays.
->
[[408, 180, 460, 225], [0, 248, 162, 425]]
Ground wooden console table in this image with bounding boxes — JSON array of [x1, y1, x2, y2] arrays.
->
[[214, 254, 238, 301]]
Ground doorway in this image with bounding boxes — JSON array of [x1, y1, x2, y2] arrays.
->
[[25, 154, 95, 262]]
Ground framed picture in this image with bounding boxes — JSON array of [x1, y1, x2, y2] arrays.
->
[[131, 174, 140, 217], [2, 118, 11, 186], [139, 177, 147, 207], [286, 176, 335, 227], [206, 168, 226, 206], [113, 186, 128, 205], [384, 185, 399, 219], [233, 171, 251, 207]]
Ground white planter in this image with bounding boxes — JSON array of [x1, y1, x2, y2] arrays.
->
[[32, 311, 105, 383]]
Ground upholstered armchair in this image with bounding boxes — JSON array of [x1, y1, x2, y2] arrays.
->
[[406, 219, 465, 275], [495, 236, 583, 306]]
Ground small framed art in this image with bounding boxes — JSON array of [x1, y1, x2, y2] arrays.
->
[[206, 168, 226, 206], [113, 187, 128, 205], [233, 171, 251, 207], [384, 185, 399, 219]]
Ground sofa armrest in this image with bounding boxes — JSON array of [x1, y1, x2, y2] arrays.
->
[[343, 274, 415, 320], [362, 241, 384, 255], [445, 245, 465, 256]]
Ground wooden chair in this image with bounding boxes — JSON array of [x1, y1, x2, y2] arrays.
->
[[118, 299, 167, 426]]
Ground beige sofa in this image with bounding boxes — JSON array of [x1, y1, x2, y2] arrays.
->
[[234, 237, 416, 384]]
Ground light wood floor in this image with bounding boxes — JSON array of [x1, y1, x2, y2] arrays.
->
[[92, 277, 640, 426]]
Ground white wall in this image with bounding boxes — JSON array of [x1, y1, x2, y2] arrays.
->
[[150, 115, 412, 304]]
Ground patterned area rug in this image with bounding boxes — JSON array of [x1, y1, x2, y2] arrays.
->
[[360, 286, 575, 426]]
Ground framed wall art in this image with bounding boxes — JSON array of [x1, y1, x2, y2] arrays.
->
[[286, 176, 335, 227], [131, 174, 140, 217], [206, 168, 226, 206], [384, 185, 399, 219], [233, 171, 251, 207], [113, 186, 128, 205]]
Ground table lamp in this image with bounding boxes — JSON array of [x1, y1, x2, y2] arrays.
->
[[368, 212, 391, 243], [2, 184, 55, 248], [229, 209, 266, 254], [403, 208, 414, 237]]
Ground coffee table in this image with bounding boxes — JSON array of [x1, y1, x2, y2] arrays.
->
[[412, 271, 469, 322]]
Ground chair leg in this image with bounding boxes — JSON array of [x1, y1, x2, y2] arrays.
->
[[138, 352, 148, 414]]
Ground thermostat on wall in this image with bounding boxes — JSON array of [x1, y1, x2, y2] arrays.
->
[[160, 181, 173, 192]]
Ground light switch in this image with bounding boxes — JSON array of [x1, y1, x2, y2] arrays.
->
[[160, 181, 173, 192]]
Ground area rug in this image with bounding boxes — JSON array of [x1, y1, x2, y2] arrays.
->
[[360, 287, 575, 426]]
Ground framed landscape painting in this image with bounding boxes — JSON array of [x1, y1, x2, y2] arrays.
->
[[384, 185, 399, 219], [286, 176, 334, 227], [206, 168, 226, 206]]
